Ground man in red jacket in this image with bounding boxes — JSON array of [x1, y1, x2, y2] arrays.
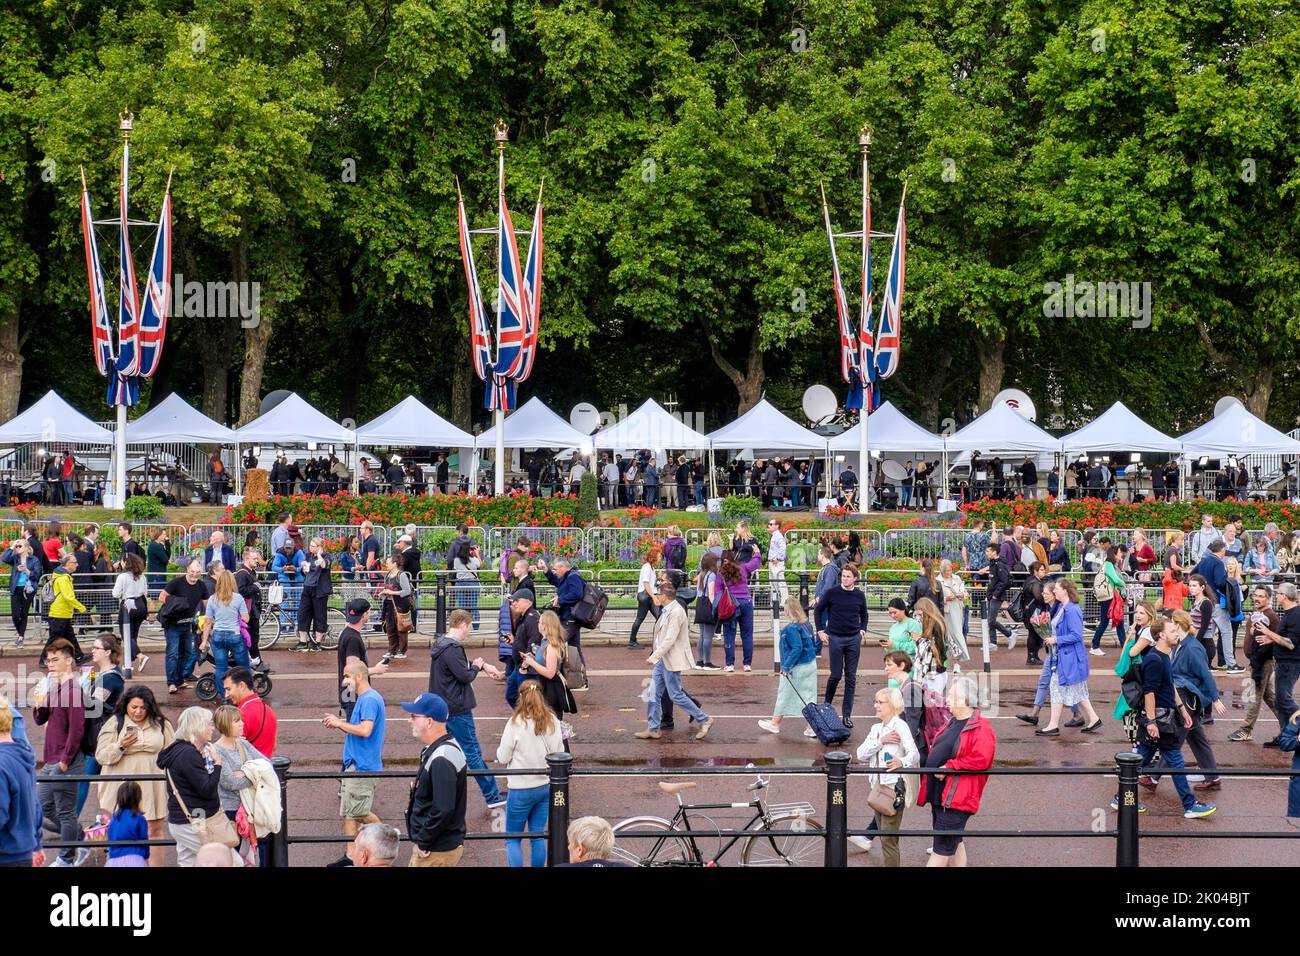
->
[[33, 640, 87, 866], [918, 675, 996, 868], [224, 666, 277, 756]]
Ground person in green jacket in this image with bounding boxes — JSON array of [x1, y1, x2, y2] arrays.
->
[[882, 598, 920, 657], [42, 554, 87, 666], [1090, 544, 1129, 655], [1113, 601, 1159, 736]]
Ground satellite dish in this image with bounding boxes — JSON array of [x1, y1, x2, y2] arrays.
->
[[569, 402, 602, 435], [802, 384, 838, 425], [1214, 396, 1244, 417], [993, 388, 1037, 421], [260, 390, 292, 417]]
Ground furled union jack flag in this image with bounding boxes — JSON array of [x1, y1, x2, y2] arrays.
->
[[81, 176, 114, 377], [456, 181, 493, 381], [873, 187, 907, 382], [135, 181, 172, 378], [820, 184, 864, 411]]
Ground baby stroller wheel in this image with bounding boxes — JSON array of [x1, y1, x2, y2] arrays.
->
[[195, 674, 219, 702], [253, 673, 273, 698]]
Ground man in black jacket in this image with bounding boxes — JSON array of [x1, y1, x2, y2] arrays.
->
[[234, 548, 269, 673], [401, 692, 468, 867], [428, 609, 504, 810], [814, 564, 869, 728], [983, 543, 1016, 651], [507, 589, 542, 709]]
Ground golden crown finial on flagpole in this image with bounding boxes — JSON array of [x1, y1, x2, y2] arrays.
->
[[119, 109, 134, 138], [494, 119, 509, 149], [859, 124, 872, 152]]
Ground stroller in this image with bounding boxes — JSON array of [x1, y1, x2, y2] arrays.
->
[[194, 649, 273, 703]]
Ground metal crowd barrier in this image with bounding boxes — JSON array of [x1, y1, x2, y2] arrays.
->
[[36, 756, 1300, 868]]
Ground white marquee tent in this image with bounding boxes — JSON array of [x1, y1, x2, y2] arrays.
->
[[591, 399, 710, 451], [706, 399, 827, 451], [828, 401, 947, 452], [1177, 403, 1300, 456], [354, 396, 474, 448], [474, 396, 589, 449], [0, 391, 114, 445], [1059, 402, 1182, 455], [944, 402, 1060, 453], [125, 392, 237, 445], [234, 392, 356, 445]]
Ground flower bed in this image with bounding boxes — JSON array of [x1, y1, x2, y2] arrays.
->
[[222, 491, 581, 528], [960, 496, 1300, 530]]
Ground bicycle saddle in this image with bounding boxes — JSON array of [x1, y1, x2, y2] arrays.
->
[[657, 781, 698, 794]]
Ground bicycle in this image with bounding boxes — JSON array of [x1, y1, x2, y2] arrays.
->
[[610, 771, 823, 866], [257, 598, 345, 650]]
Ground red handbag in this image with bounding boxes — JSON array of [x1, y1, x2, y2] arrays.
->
[[715, 586, 737, 622]]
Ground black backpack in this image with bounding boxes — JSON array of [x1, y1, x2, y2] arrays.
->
[[571, 580, 608, 629], [1007, 585, 1029, 623], [664, 539, 686, 571]]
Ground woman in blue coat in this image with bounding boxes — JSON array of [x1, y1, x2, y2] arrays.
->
[[1281, 712, 1300, 819], [1035, 578, 1104, 735]]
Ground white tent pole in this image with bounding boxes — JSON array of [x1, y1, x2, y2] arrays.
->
[[234, 442, 241, 496], [709, 447, 717, 500], [494, 410, 505, 496], [352, 441, 360, 494], [859, 410, 870, 514], [114, 403, 127, 508]]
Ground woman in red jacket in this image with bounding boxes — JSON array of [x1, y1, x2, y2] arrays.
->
[[918, 675, 996, 868]]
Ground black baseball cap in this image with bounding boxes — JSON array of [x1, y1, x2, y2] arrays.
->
[[510, 588, 536, 604], [345, 598, 372, 623]]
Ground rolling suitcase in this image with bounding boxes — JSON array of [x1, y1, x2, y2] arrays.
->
[[783, 673, 850, 745]]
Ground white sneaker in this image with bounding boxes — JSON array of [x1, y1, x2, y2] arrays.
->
[[134, 654, 148, 673], [1089, 648, 1106, 656], [724, 665, 734, 673], [73, 847, 91, 867], [848, 836, 873, 852], [1007, 628, 1018, 650], [743, 664, 752, 672], [803, 728, 818, 738], [758, 720, 781, 735]]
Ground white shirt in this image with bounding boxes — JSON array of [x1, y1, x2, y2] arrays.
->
[[639, 562, 658, 595], [571, 463, 586, 483], [603, 463, 619, 483], [768, 530, 787, 563], [855, 714, 920, 787]]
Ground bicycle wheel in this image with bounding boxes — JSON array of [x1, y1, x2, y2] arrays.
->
[[259, 606, 283, 649], [252, 673, 272, 698], [609, 816, 697, 866], [740, 812, 825, 867], [318, 606, 346, 649]]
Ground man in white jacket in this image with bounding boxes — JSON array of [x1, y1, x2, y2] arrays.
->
[[635, 582, 713, 741]]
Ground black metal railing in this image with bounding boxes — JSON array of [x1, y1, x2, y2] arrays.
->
[[37, 753, 1298, 868]]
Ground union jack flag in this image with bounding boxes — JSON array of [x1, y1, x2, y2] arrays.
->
[[873, 187, 906, 382], [491, 181, 527, 389], [456, 182, 493, 380], [514, 186, 543, 382], [821, 184, 864, 411], [135, 183, 171, 378], [486, 374, 516, 412], [113, 140, 140, 386], [81, 178, 114, 377]]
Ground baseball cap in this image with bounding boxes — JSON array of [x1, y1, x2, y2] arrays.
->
[[345, 598, 372, 623], [510, 588, 536, 604], [286, 523, 300, 535], [400, 693, 449, 722]]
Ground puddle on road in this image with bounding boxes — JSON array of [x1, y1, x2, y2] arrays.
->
[[573, 755, 819, 769]]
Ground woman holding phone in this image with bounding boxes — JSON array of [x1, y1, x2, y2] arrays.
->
[[95, 686, 175, 866]]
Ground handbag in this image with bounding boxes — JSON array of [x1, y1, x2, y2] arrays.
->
[[267, 582, 285, 606], [867, 779, 907, 817], [166, 768, 240, 848], [715, 586, 737, 622], [394, 608, 414, 634]]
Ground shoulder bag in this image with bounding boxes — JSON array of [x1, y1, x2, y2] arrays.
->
[[166, 768, 239, 848]]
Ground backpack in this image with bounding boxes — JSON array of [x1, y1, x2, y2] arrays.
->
[[1093, 569, 1114, 602], [715, 585, 737, 622], [570, 580, 608, 630], [40, 575, 55, 605], [1007, 585, 1029, 623], [664, 539, 686, 571]]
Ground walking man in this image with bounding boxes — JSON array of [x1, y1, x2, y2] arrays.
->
[[322, 660, 387, 866], [635, 582, 713, 740], [766, 518, 789, 618]]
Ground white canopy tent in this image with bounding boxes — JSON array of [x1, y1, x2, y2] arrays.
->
[[944, 402, 1060, 453], [828, 401, 946, 453], [0, 390, 114, 445], [706, 399, 827, 451], [125, 392, 238, 445], [1059, 402, 1182, 455], [590, 399, 710, 453], [1177, 403, 1300, 456], [474, 396, 590, 449], [234, 392, 356, 445], [355, 396, 475, 448]]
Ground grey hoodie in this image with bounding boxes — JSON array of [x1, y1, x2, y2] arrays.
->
[[427, 635, 479, 716]]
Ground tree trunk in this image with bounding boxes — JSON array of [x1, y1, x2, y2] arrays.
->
[[1241, 361, 1273, 420], [708, 328, 765, 416], [0, 305, 23, 423], [336, 261, 367, 424], [974, 329, 1005, 411], [234, 234, 269, 426]]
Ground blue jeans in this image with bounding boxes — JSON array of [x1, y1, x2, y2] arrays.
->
[[74, 754, 100, 816], [62, 479, 74, 504], [505, 667, 526, 709], [693, 480, 704, 505], [900, 484, 912, 508], [165, 623, 198, 687], [1091, 599, 1127, 649], [721, 599, 755, 667], [211, 629, 250, 702], [1137, 739, 1195, 811], [455, 580, 480, 628], [648, 663, 707, 729], [1032, 657, 1080, 713], [1275, 659, 1300, 727], [446, 712, 501, 805], [505, 784, 549, 867]]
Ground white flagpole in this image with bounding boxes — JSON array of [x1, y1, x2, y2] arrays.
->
[[493, 123, 507, 496], [859, 127, 872, 515], [112, 115, 132, 510]]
